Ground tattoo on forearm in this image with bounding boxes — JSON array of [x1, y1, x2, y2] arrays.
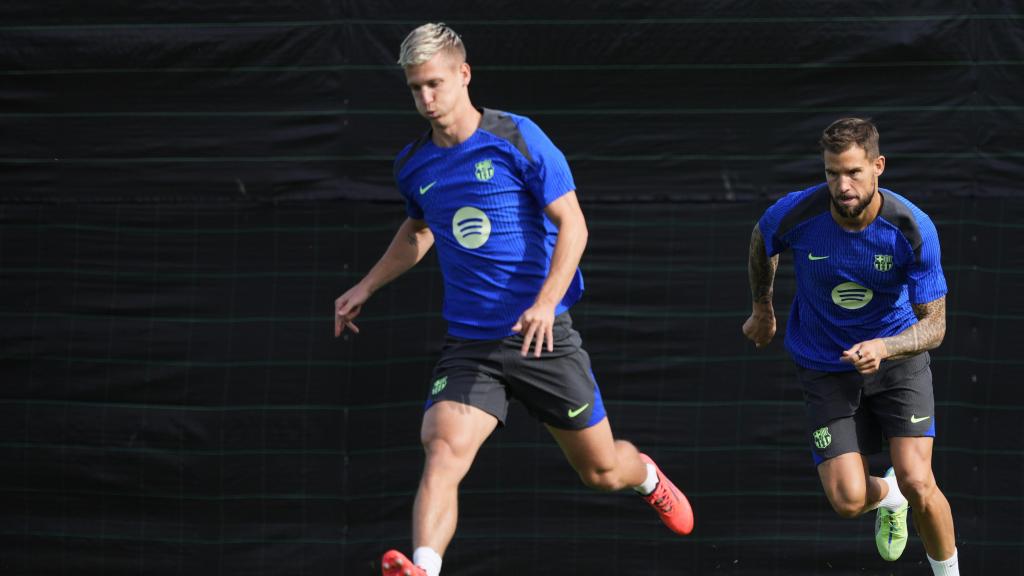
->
[[405, 233, 418, 247], [748, 224, 778, 304], [882, 297, 946, 357]]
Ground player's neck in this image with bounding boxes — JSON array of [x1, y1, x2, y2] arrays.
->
[[430, 102, 481, 148], [831, 189, 883, 232]]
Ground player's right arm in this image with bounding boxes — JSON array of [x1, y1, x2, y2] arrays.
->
[[742, 222, 780, 347], [334, 217, 434, 337]]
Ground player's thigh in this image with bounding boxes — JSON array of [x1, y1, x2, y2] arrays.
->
[[545, 416, 618, 473], [426, 336, 510, 428], [817, 451, 872, 509], [799, 366, 883, 466], [888, 436, 936, 494], [421, 400, 499, 461], [866, 352, 936, 442], [421, 337, 505, 462], [503, 312, 607, 431], [817, 451, 870, 490]]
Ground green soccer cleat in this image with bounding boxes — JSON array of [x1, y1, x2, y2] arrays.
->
[[874, 467, 910, 561]]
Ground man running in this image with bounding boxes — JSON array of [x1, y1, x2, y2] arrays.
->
[[335, 22, 693, 576], [743, 118, 958, 575]]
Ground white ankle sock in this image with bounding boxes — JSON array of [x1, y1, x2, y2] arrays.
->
[[632, 462, 658, 496], [927, 548, 959, 576], [413, 546, 442, 576], [877, 472, 907, 511]]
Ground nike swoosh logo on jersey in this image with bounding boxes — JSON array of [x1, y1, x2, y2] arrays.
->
[[910, 415, 931, 424], [808, 253, 829, 261], [419, 181, 437, 195], [568, 403, 590, 418]]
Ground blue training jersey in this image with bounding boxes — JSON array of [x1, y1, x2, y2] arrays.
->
[[393, 108, 583, 340], [758, 183, 947, 372]]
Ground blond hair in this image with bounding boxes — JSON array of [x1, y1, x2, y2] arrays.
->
[[397, 22, 466, 67]]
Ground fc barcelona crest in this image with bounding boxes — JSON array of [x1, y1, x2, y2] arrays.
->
[[475, 159, 494, 182], [874, 254, 893, 272], [813, 426, 832, 450]]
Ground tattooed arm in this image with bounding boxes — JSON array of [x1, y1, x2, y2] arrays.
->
[[883, 297, 947, 357], [841, 296, 946, 374], [334, 218, 434, 336], [742, 223, 781, 347], [748, 223, 780, 306]]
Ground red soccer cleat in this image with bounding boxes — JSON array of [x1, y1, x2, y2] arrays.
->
[[381, 550, 426, 576], [638, 453, 694, 535]]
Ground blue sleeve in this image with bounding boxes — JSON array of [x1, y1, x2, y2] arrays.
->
[[402, 190, 424, 220], [758, 195, 795, 257], [516, 117, 576, 207], [393, 157, 424, 220], [907, 212, 947, 304]]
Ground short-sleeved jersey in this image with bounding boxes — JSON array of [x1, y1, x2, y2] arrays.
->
[[758, 183, 947, 372], [393, 108, 583, 340]]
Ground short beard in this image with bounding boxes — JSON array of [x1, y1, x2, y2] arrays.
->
[[831, 186, 875, 219]]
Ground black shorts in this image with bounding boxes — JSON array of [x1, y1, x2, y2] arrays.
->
[[798, 352, 936, 466], [425, 312, 607, 430]]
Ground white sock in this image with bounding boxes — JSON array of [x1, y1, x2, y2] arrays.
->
[[877, 472, 907, 511], [412, 546, 442, 576], [927, 548, 959, 576], [632, 463, 659, 496]]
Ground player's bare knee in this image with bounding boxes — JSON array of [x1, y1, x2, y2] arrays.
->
[[825, 487, 866, 518], [579, 466, 622, 492], [829, 498, 864, 519], [422, 436, 467, 467], [613, 438, 638, 456], [897, 470, 936, 504], [420, 438, 474, 487]]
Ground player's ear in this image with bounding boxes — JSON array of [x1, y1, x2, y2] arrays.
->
[[461, 62, 471, 87], [874, 155, 885, 176]]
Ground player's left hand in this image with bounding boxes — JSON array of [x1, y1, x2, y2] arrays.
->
[[841, 339, 889, 375], [512, 302, 556, 358]]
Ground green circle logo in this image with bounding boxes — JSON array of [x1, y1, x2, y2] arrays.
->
[[452, 207, 491, 249], [831, 281, 873, 310]]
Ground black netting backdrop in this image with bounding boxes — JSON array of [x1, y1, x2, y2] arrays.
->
[[1, 2, 1022, 575]]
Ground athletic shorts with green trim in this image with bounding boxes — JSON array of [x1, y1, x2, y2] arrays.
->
[[798, 352, 936, 465], [425, 312, 606, 430]]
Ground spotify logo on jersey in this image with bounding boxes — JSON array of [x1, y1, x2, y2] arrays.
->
[[831, 282, 874, 310], [452, 207, 491, 249]]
